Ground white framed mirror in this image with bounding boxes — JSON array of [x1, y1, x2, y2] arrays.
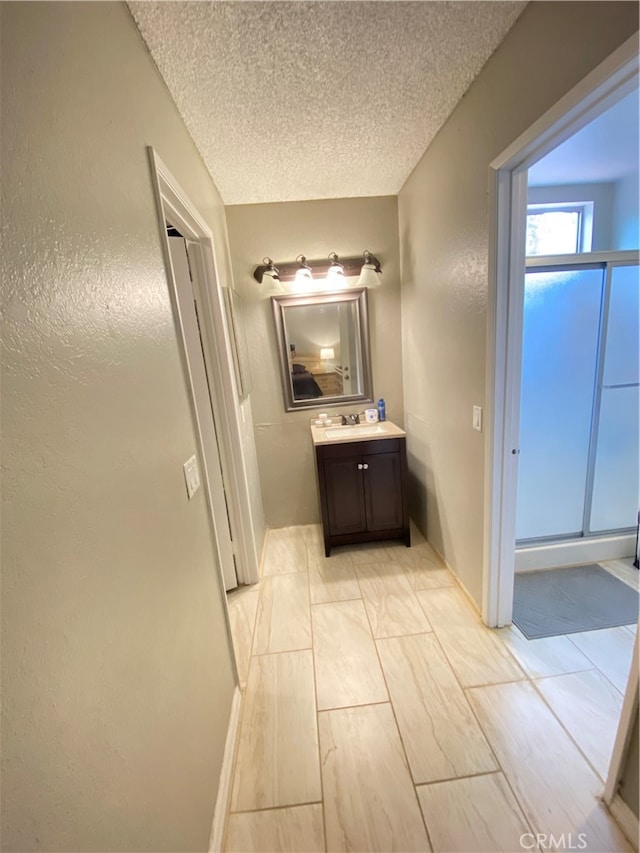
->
[[271, 288, 373, 412]]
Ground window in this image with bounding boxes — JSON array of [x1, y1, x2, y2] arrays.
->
[[526, 202, 594, 256]]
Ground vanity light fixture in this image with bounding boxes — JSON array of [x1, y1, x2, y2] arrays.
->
[[326, 252, 346, 285], [356, 249, 382, 288], [253, 257, 280, 285], [295, 254, 313, 282], [253, 251, 383, 286]]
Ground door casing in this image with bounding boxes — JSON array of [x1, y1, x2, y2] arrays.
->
[[148, 150, 260, 588], [167, 235, 238, 591]]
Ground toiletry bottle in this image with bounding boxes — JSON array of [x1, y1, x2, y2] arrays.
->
[[377, 398, 386, 422]]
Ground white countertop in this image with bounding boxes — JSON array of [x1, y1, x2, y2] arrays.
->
[[310, 419, 406, 446]]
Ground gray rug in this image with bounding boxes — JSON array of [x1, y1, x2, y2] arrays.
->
[[513, 564, 639, 640]]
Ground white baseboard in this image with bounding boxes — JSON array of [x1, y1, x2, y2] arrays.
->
[[209, 686, 242, 853], [607, 793, 640, 848], [515, 534, 635, 572]]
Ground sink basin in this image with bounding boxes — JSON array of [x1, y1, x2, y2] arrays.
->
[[324, 424, 386, 438]]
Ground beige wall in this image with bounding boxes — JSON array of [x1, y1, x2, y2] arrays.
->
[[0, 2, 254, 850], [398, 1, 639, 606], [226, 197, 403, 527]]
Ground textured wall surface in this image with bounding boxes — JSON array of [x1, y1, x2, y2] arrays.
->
[[225, 197, 403, 527], [0, 3, 248, 850], [398, 1, 639, 607]]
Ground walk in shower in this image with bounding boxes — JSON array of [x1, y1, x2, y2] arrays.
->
[[516, 251, 640, 546]]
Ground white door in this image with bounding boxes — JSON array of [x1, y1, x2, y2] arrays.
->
[[168, 236, 237, 591]]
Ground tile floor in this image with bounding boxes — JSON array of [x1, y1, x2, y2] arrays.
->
[[224, 527, 638, 852]]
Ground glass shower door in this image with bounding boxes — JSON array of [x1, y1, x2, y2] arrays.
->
[[517, 259, 640, 544], [516, 266, 604, 541], [589, 264, 640, 532]]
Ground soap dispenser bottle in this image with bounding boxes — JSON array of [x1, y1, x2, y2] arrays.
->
[[377, 398, 386, 422]]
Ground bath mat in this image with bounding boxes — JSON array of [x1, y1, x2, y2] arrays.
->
[[513, 564, 639, 639]]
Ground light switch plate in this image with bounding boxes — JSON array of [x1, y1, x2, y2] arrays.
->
[[183, 455, 201, 500], [472, 405, 483, 432]]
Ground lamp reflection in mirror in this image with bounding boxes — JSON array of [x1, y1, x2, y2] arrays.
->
[[320, 347, 335, 369]]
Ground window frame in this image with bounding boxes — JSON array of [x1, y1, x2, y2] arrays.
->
[[526, 201, 594, 256]]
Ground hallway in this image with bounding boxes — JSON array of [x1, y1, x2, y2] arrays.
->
[[224, 527, 636, 852]]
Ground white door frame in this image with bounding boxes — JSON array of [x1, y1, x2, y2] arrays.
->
[[483, 35, 639, 628], [603, 628, 639, 846], [148, 149, 260, 586]]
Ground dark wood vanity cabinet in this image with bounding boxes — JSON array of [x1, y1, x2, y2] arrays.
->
[[315, 438, 410, 557]]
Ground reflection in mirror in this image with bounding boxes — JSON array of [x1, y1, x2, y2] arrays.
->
[[271, 288, 373, 412]]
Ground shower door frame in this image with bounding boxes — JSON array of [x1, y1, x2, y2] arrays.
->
[[517, 251, 639, 548]]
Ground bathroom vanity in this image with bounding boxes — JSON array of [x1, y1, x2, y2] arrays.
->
[[311, 420, 410, 557]]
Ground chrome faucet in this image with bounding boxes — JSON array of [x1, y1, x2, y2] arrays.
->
[[341, 413, 360, 425]]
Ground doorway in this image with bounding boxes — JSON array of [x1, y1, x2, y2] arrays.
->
[[483, 34, 639, 628], [148, 148, 260, 594], [484, 35, 639, 834], [167, 232, 237, 591]]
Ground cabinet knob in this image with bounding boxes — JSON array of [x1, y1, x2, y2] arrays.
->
[[357, 463, 364, 470], [363, 463, 369, 470]]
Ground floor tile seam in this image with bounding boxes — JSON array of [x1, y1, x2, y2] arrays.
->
[[422, 630, 509, 769], [317, 699, 393, 714], [460, 680, 537, 841], [261, 568, 309, 577], [244, 583, 263, 674], [308, 591, 329, 853], [374, 632, 511, 784], [410, 578, 458, 592], [413, 590, 528, 686], [421, 628, 539, 839], [222, 669, 256, 842], [499, 638, 600, 681], [227, 646, 317, 819], [464, 672, 622, 838], [373, 629, 435, 642], [353, 589, 435, 851], [235, 531, 623, 848], [414, 768, 505, 789], [495, 622, 626, 689], [228, 800, 324, 817], [526, 669, 614, 785], [255, 568, 313, 656], [352, 560, 435, 636], [402, 560, 456, 590], [309, 591, 363, 606], [564, 633, 630, 694], [528, 666, 600, 684], [224, 550, 274, 826], [464, 637, 622, 712]]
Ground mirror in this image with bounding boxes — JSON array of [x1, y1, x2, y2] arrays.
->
[[271, 288, 373, 412]]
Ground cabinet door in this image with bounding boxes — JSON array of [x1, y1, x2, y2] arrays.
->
[[363, 451, 403, 531], [324, 455, 367, 536]]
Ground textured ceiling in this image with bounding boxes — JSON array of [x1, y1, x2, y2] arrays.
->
[[130, 1, 526, 204]]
